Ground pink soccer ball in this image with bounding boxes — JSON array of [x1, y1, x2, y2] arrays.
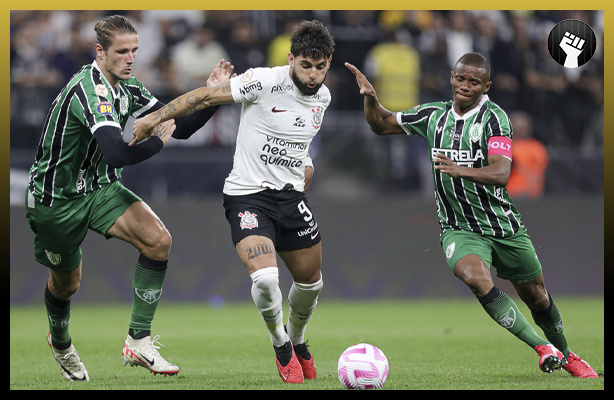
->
[[337, 343, 389, 389]]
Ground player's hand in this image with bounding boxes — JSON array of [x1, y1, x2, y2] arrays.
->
[[130, 114, 156, 146], [345, 62, 377, 98], [432, 152, 462, 178], [206, 59, 236, 87], [152, 119, 176, 146]]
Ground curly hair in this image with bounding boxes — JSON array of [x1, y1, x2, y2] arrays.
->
[[290, 20, 335, 60]]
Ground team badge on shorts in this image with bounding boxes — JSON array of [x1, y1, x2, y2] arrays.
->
[[446, 241, 456, 259], [238, 211, 258, 230], [45, 249, 62, 266]]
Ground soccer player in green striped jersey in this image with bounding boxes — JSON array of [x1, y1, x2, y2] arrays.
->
[[346, 52, 598, 378], [25, 14, 232, 381]]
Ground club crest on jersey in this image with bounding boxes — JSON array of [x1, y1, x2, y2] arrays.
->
[[238, 211, 258, 230], [469, 123, 484, 142], [311, 106, 323, 129], [95, 101, 114, 115], [119, 96, 129, 115], [95, 84, 108, 98]]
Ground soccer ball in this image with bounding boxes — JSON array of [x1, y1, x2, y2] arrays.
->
[[337, 343, 389, 389]]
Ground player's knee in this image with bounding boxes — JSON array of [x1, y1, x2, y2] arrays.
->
[[144, 227, 172, 260], [523, 291, 550, 311], [157, 228, 172, 254], [295, 272, 323, 287], [55, 279, 80, 299], [454, 264, 493, 296], [250, 267, 280, 303]]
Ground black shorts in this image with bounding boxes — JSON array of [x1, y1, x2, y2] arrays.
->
[[223, 189, 321, 251]]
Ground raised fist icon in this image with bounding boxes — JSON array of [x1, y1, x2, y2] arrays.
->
[[559, 31, 585, 68]]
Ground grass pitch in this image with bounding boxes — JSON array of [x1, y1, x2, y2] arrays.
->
[[10, 297, 603, 390]]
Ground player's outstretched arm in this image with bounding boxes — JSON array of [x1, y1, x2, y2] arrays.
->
[[130, 60, 235, 146], [206, 59, 236, 87], [345, 62, 403, 136]]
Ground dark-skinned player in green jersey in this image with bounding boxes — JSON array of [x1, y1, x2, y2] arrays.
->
[[346, 52, 598, 378]]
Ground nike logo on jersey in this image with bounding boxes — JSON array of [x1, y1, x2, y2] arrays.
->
[[272, 106, 287, 113]]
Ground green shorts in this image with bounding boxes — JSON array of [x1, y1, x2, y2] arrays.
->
[[439, 226, 542, 283], [25, 181, 141, 272]]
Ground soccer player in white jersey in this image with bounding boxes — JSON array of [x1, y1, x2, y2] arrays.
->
[[131, 20, 335, 384]]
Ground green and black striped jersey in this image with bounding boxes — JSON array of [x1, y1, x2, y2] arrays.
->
[[28, 61, 157, 206], [396, 95, 523, 238]]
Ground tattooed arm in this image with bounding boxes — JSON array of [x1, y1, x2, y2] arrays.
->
[[130, 83, 234, 146]]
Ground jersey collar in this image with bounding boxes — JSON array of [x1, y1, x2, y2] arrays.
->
[[91, 60, 120, 99], [451, 94, 489, 121]]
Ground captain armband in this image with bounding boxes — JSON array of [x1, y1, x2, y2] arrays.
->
[[487, 136, 512, 160]]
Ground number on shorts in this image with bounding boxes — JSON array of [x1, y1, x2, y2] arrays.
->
[[298, 200, 313, 222]]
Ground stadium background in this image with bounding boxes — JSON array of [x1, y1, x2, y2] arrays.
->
[[9, 10, 603, 305]]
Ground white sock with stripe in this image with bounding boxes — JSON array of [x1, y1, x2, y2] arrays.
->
[[287, 276, 323, 345], [250, 267, 288, 347]]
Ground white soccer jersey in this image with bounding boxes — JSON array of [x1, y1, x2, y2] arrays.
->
[[224, 65, 330, 195]]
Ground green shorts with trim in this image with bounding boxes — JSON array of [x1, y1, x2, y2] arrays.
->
[[439, 226, 542, 283], [25, 181, 141, 272]]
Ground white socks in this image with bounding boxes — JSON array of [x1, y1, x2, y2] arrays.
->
[[250, 267, 323, 347], [250, 267, 287, 347], [287, 278, 323, 345]]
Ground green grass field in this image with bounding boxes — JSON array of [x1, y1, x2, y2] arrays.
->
[[10, 297, 603, 390]]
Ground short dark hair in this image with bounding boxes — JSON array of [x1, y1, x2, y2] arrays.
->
[[94, 14, 138, 51], [290, 20, 335, 60], [455, 52, 490, 79]]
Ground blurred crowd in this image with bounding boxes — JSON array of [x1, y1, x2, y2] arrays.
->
[[10, 10, 604, 197]]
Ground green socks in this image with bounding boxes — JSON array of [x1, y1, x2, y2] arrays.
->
[[129, 254, 167, 337], [45, 284, 72, 350], [478, 286, 549, 348], [531, 294, 570, 359], [45, 254, 167, 347]]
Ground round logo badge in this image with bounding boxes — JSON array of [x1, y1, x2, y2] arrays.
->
[[548, 19, 596, 68]]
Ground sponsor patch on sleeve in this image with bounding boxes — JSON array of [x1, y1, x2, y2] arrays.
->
[[487, 135, 512, 160], [95, 101, 114, 115]]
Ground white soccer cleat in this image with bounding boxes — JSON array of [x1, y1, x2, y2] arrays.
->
[[47, 331, 89, 381], [122, 334, 179, 376]]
